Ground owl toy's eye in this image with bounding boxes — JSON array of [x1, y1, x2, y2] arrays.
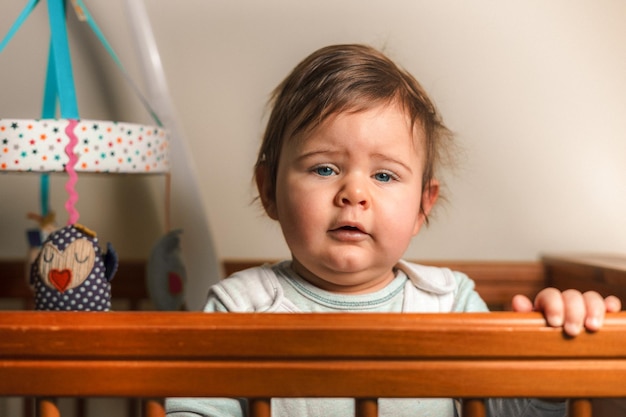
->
[[42, 247, 55, 263], [75, 253, 90, 263]]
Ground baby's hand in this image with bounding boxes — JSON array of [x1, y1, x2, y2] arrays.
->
[[512, 288, 621, 336]]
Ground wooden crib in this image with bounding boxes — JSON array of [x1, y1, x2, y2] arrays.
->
[[2, 311, 626, 417]]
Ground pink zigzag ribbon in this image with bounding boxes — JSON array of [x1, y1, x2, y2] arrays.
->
[[64, 119, 80, 225]]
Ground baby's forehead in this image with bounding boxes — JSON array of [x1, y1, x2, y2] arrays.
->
[[295, 105, 427, 149]]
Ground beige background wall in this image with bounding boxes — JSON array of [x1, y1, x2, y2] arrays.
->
[[1, 1, 625, 268]]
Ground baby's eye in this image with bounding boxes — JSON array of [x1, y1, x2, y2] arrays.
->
[[313, 165, 336, 177], [373, 171, 396, 182]]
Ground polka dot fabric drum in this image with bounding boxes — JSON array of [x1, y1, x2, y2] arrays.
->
[[0, 118, 169, 173]]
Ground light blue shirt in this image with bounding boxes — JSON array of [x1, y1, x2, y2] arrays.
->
[[167, 261, 565, 417]]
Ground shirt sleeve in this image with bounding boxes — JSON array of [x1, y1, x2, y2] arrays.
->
[[452, 271, 567, 417], [203, 294, 230, 312], [450, 271, 490, 312], [486, 398, 566, 417], [165, 297, 244, 417], [166, 398, 246, 417]]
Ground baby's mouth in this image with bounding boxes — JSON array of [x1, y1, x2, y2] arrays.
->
[[338, 225, 361, 232], [328, 224, 369, 240], [331, 225, 364, 233]]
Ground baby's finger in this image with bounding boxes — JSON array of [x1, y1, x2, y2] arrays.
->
[[562, 289, 586, 336], [511, 294, 533, 312], [605, 295, 622, 312], [582, 291, 607, 332], [534, 287, 564, 327]]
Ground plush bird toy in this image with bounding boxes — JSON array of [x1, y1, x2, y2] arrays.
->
[[146, 229, 186, 310], [30, 223, 118, 311]]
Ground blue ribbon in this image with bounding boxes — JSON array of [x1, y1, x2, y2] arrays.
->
[[1, 0, 164, 216], [0, 0, 39, 54], [47, 0, 79, 119], [73, 0, 163, 126]]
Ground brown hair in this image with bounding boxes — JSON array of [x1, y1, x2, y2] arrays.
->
[[255, 44, 452, 221]]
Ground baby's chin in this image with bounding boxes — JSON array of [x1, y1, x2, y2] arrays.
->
[[294, 259, 396, 294]]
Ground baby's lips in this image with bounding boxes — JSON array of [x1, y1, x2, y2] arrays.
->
[[330, 221, 367, 234]]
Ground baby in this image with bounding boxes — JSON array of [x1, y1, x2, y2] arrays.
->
[[167, 44, 620, 417]]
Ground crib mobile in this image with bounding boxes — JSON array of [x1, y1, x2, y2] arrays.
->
[[0, 0, 186, 311]]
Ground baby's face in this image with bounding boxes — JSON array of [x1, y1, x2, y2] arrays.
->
[[263, 102, 438, 293]]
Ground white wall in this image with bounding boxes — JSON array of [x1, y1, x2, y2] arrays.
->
[[1, 0, 625, 266]]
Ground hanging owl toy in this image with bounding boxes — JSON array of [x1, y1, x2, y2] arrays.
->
[[30, 224, 118, 311]]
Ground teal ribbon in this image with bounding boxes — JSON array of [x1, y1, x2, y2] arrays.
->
[[47, 0, 79, 119], [72, 0, 163, 126], [42, 39, 58, 118], [40, 174, 50, 216], [0, 0, 39, 54], [41, 39, 59, 215], [2, 0, 163, 125], [1, 0, 165, 216], [40, 0, 81, 217], [0, 0, 49, 215]]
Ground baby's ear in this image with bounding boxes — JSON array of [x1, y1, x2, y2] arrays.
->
[[421, 180, 440, 217], [255, 164, 278, 220], [413, 180, 440, 235]]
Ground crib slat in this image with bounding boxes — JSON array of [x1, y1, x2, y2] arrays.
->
[[462, 398, 486, 417], [249, 398, 271, 417], [569, 399, 593, 417], [36, 398, 60, 417], [355, 398, 378, 417], [1, 311, 625, 416], [143, 399, 166, 417]]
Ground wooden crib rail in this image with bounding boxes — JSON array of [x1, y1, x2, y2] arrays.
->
[[1, 311, 626, 417]]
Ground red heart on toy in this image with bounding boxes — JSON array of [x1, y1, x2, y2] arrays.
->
[[168, 272, 183, 295], [50, 269, 72, 293]]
